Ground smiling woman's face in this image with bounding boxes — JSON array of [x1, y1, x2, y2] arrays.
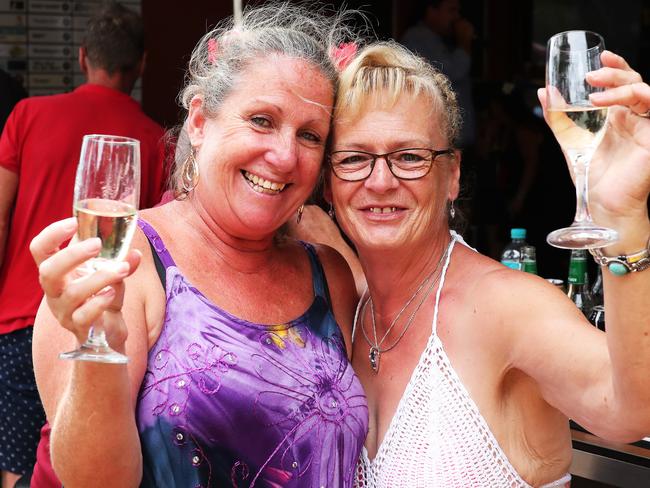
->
[[330, 92, 459, 254], [187, 54, 334, 241]]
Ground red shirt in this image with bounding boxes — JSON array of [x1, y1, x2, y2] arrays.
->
[[31, 423, 58, 487], [0, 83, 166, 334]]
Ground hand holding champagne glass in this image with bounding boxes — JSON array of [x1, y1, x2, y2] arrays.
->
[[545, 30, 618, 249], [59, 134, 140, 363]]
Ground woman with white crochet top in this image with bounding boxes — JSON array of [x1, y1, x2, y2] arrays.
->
[[325, 41, 650, 487]]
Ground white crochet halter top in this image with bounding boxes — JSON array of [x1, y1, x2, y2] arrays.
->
[[353, 233, 571, 488]]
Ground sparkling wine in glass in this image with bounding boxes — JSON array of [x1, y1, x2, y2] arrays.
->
[[59, 134, 140, 364], [545, 30, 618, 249]]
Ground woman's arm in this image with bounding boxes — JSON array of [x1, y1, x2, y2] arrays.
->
[[504, 52, 650, 442], [31, 219, 163, 487]]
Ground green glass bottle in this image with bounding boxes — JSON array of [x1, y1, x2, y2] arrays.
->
[[521, 245, 538, 275], [566, 250, 592, 314]]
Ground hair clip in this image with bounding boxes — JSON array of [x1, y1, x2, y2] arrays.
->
[[207, 38, 219, 65], [330, 42, 357, 70]]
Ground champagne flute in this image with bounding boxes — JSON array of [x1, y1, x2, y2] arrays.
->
[[59, 134, 140, 364], [545, 30, 618, 249]]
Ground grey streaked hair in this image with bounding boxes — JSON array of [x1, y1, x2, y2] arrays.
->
[[170, 2, 366, 197]]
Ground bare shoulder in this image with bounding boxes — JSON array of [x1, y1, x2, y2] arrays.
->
[[453, 246, 589, 362], [457, 247, 566, 308], [451, 246, 577, 334], [310, 242, 358, 355], [136, 203, 188, 253]]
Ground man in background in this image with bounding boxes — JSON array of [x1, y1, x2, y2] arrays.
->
[[401, 0, 476, 147], [0, 3, 165, 486]]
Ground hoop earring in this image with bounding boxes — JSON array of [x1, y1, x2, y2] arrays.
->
[[449, 200, 456, 220], [180, 147, 199, 194], [296, 204, 304, 224], [328, 203, 335, 219]]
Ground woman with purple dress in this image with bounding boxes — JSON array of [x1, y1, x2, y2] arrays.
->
[[29, 4, 367, 487]]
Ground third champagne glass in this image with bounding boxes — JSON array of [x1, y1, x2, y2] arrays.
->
[[59, 134, 140, 364], [545, 30, 618, 249]]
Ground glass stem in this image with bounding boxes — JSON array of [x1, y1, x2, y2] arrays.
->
[[85, 325, 109, 348], [572, 154, 593, 225]]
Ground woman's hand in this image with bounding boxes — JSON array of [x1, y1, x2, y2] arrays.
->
[[30, 217, 141, 349], [287, 205, 366, 296], [586, 52, 650, 224], [539, 51, 650, 249]]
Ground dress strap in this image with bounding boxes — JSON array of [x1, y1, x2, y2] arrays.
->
[[351, 294, 364, 342], [299, 241, 332, 305], [432, 233, 459, 335], [137, 218, 177, 269], [450, 229, 477, 251]]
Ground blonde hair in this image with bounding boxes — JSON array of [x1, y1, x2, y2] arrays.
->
[[335, 41, 461, 146]]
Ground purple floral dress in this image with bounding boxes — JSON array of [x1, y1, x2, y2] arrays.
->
[[136, 219, 368, 488]]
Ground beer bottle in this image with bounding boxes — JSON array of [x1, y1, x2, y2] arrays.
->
[[589, 305, 606, 332], [590, 267, 603, 308], [566, 250, 592, 315], [521, 245, 538, 275]]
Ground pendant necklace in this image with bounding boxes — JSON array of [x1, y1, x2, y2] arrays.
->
[[357, 238, 454, 373]]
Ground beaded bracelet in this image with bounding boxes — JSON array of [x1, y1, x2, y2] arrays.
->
[[589, 237, 650, 276]]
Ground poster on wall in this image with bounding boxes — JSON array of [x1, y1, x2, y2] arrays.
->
[[0, 0, 142, 100]]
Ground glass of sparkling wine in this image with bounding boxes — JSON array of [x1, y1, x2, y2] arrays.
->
[[59, 134, 140, 364], [545, 30, 618, 249]]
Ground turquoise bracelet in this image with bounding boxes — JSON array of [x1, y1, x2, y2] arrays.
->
[[589, 238, 650, 276]]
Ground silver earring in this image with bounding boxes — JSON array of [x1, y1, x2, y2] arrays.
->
[[449, 200, 456, 220], [328, 203, 335, 219], [180, 147, 199, 195], [296, 204, 304, 224]]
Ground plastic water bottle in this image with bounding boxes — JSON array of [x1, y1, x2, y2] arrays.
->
[[500, 228, 527, 270]]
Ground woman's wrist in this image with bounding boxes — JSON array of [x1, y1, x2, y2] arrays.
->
[[590, 239, 650, 275], [592, 219, 650, 275], [600, 216, 650, 256]]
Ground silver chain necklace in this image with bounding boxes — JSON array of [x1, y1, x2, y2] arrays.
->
[[357, 238, 454, 373]]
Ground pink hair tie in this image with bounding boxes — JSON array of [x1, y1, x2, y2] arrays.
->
[[207, 38, 218, 65], [330, 42, 357, 70]]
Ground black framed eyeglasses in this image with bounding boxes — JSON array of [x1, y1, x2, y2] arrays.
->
[[329, 147, 455, 182]]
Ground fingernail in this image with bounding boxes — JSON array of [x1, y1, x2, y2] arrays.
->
[[98, 286, 116, 298], [82, 237, 102, 252], [589, 92, 604, 101], [115, 261, 130, 276], [62, 217, 77, 232]]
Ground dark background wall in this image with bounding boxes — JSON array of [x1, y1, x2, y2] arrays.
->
[[141, 1, 233, 127], [140, 0, 650, 128]]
